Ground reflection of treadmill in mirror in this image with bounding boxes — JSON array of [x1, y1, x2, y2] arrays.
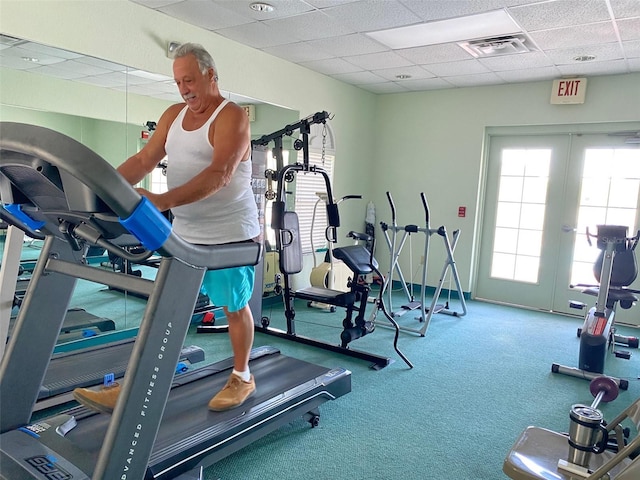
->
[[0, 123, 351, 479], [3, 208, 116, 341], [9, 306, 116, 342]]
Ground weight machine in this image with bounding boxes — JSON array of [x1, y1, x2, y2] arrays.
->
[[379, 191, 466, 336], [553, 225, 640, 389], [253, 112, 412, 369]]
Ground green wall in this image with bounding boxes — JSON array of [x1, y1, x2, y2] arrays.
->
[[372, 75, 640, 290]]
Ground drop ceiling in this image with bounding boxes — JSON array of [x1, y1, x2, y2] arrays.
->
[[1, 0, 638, 104], [132, 0, 640, 93]]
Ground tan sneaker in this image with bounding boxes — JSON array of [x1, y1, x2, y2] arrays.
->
[[208, 373, 256, 412], [73, 383, 121, 414]]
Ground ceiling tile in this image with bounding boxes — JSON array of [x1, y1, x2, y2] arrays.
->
[[263, 10, 355, 41], [33, 65, 89, 80], [307, 33, 389, 57], [557, 58, 630, 76], [399, 76, 455, 91], [262, 41, 334, 63], [495, 65, 562, 82], [52, 59, 114, 76], [424, 59, 490, 76], [89, 71, 130, 85], [359, 82, 409, 94], [509, 0, 611, 31], [444, 72, 505, 87], [305, 0, 360, 8], [76, 75, 128, 88], [129, 0, 181, 8], [216, 22, 299, 49], [396, 43, 473, 64], [545, 42, 624, 65], [529, 22, 619, 50], [331, 70, 387, 84], [623, 39, 640, 58], [74, 56, 127, 71], [618, 17, 640, 41], [399, 0, 518, 22], [0, 46, 67, 66], [215, 0, 314, 21], [609, 0, 640, 18], [20, 42, 82, 60], [322, 0, 422, 32], [370, 64, 436, 81], [343, 51, 413, 70], [299, 57, 363, 75], [0, 55, 42, 70], [158, 0, 252, 31]]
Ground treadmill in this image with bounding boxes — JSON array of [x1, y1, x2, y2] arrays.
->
[[0, 122, 351, 480]]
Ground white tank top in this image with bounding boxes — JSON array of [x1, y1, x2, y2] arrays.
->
[[165, 100, 260, 245]]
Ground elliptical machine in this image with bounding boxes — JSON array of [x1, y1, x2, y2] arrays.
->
[[553, 225, 640, 389]]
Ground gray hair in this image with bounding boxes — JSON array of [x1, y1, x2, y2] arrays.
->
[[173, 43, 218, 80]]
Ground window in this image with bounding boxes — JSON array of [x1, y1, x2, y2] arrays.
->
[[149, 159, 168, 193], [490, 148, 550, 283], [570, 147, 640, 285]]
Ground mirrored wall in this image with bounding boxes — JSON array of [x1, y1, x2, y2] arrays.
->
[[0, 34, 300, 348]]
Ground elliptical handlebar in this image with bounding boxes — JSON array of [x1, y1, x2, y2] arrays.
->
[[386, 191, 396, 225], [339, 194, 362, 203], [420, 192, 430, 224]]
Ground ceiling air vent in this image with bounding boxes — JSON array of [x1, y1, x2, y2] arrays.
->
[[458, 34, 534, 58]]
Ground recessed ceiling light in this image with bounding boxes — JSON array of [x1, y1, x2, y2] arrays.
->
[[573, 55, 596, 62], [250, 2, 274, 12], [396, 74, 412, 80], [21, 56, 39, 63]]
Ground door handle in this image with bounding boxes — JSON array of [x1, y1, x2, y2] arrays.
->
[[561, 224, 576, 233]]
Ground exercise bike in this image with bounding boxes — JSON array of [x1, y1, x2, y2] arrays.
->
[[553, 225, 640, 389]]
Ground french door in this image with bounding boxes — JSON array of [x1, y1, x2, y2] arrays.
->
[[475, 131, 640, 326]]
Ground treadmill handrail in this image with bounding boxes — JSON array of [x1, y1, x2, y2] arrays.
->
[[0, 122, 261, 269]]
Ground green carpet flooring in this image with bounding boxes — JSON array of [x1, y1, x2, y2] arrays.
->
[[191, 296, 640, 480], [9, 251, 640, 479]]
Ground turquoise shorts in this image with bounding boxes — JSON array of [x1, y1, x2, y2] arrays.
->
[[201, 265, 255, 313]]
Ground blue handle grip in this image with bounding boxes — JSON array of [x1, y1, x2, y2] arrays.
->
[[119, 197, 171, 251], [3, 204, 45, 230]]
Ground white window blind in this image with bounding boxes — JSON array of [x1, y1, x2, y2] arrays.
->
[[294, 150, 335, 254]]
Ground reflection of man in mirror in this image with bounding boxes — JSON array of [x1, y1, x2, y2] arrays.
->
[[74, 43, 260, 413]]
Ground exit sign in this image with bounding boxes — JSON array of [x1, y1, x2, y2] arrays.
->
[[550, 78, 587, 104]]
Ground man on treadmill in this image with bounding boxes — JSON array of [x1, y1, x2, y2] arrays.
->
[[73, 42, 260, 413]]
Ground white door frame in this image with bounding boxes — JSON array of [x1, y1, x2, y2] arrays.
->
[[472, 121, 640, 312]]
